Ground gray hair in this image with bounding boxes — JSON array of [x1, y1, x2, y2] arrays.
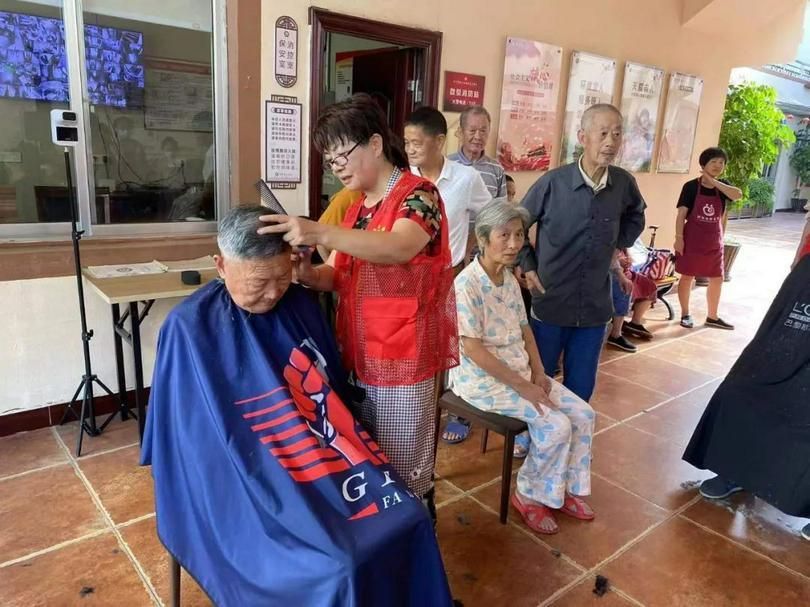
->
[[459, 105, 492, 129], [217, 205, 290, 259], [475, 200, 529, 244], [580, 103, 622, 131]]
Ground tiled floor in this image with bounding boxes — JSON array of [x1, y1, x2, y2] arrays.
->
[[2, 213, 809, 606]]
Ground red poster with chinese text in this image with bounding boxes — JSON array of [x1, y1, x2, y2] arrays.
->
[[443, 71, 486, 112]]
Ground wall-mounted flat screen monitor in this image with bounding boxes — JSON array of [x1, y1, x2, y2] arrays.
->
[[0, 10, 144, 107]]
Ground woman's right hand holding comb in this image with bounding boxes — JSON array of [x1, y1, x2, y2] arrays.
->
[[291, 246, 317, 286]]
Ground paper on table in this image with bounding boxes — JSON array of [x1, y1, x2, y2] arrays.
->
[[86, 261, 167, 279], [158, 255, 217, 272]]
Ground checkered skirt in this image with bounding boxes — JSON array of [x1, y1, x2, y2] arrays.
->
[[354, 377, 436, 497]]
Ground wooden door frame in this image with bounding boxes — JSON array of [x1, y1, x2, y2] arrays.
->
[[308, 8, 443, 218]]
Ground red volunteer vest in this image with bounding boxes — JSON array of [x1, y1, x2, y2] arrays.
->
[[333, 172, 459, 386]]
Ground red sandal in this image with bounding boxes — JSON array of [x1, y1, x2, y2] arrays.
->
[[559, 494, 595, 521], [510, 493, 559, 534]]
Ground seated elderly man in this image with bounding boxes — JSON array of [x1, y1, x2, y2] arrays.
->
[[450, 201, 596, 535], [141, 205, 452, 607]]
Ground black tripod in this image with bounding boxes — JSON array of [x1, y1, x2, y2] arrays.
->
[[57, 147, 123, 456]]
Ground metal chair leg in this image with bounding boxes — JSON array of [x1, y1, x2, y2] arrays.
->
[[480, 428, 489, 454], [169, 552, 180, 607], [500, 431, 515, 524], [660, 294, 675, 321]]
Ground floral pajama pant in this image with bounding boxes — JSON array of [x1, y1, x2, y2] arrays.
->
[[465, 379, 594, 509]]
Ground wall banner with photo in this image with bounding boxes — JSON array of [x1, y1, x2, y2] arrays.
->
[[559, 51, 617, 165], [657, 72, 704, 173], [495, 37, 562, 172], [616, 62, 664, 173]]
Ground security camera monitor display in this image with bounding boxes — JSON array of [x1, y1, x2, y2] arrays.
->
[[0, 10, 144, 107]]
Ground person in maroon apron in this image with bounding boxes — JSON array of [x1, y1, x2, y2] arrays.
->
[[674, 147, 742, 329]]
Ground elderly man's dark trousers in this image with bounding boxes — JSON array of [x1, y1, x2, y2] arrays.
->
[[530, 319, 607, 402]]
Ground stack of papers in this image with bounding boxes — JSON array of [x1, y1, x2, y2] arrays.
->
[[86, 261, 166, 279], [86, 256, 216, 279], [159, 255, 216, 272]]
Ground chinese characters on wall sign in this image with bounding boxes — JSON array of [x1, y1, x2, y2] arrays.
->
[[616, 62, 664, 173], [657, 72, 704, 173], [275, 16, 297, 88], [265, 96, 301, 185], [559, 51, 617, 165], [443, 71, 486, 112]]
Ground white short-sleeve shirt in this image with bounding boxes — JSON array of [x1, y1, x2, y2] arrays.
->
[[411, 158, 491, 266]]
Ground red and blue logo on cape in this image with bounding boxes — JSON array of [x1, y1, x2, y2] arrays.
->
[[235, 340, 392, 520]]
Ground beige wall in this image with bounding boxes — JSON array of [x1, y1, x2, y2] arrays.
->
[[263, 0, 804, 246]]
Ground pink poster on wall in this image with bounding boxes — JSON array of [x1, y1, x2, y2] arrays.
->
[[559, 51, 617, 165], [496, 37, 562, 172], [657, 72, 704, 173], [616, 62, 664, 173]]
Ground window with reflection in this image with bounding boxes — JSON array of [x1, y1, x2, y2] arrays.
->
[[0, 0, 217, 226], [84, 0, 215, 224]]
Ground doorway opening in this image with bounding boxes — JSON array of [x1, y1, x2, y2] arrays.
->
[[308, 9, 442, 218]]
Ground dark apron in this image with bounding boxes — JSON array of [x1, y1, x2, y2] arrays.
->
[[675, 181, 724, 278]]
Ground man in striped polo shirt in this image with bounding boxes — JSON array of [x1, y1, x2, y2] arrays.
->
[[449, 105, 507, 200]]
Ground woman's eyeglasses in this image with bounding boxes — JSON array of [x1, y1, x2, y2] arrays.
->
[[323, 141, 361, 171]]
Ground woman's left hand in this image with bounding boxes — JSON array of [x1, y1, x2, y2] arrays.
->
[[257, 214, 325, 247]]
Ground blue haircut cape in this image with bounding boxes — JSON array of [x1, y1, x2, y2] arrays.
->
[[140, 281, 452, 607]]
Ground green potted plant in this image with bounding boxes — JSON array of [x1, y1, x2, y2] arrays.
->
[[723, 234, 742, 282], [727, 197, 743, 220], [791, 188, 805, 211], [790, 122, 810, 211], [747, 177, 775, 218], [719, 83, 795, 202]]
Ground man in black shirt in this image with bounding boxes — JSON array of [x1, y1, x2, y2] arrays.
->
[[519, 104, 646, 401]]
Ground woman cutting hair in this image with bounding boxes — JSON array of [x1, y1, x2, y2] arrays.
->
[[257, 94, 458, 517]]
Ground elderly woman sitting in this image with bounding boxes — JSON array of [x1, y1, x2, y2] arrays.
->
[[449, 201, 596, 534]]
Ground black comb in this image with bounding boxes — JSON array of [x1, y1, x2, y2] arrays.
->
[[254, 179, 288, 215], [253, 179, 310, 252]]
